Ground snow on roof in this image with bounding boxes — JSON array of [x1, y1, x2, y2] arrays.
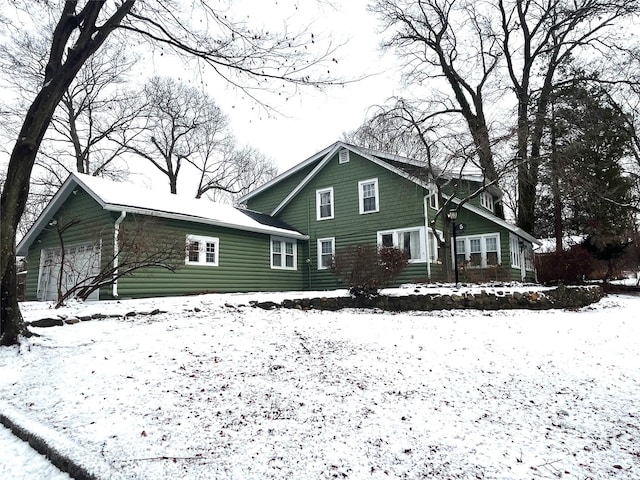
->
[[72, 173, 305, 239], [17, 173, 306, 256]]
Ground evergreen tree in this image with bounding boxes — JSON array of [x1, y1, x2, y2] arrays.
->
[[540, 82, 636, 277]]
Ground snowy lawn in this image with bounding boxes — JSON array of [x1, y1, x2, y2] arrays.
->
[[1, 289, 639, 479]]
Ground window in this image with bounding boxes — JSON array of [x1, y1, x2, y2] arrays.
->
[[510, 235, 521, 268], [271, 237, 297, 270], [339, 149, 350, 164], [316, 187, 334, 220], [510, 235, 534, 271], [485, 236, 499, 266], [359, 178, 379, 214], [480, 192, 494, 212], [452, 234, 501, 268], [426, 229, 441, 263], [186, 235, 219, 266], [377, 227, 425, 262], [427, 185, 438, 210], [456, 238, 466, 267], [469, 238, 482, 266], [317, 237, 335, 270]]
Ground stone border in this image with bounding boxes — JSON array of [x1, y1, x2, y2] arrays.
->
[[26, 309, 167, 328], [251, 285, 604, 311], [0, 405, 118, 480]]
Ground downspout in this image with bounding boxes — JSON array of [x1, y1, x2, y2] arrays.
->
[[113, 211, 126, 298], [423, 195, 432, 280]]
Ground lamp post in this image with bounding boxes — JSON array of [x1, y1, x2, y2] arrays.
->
[[448, 210, 460, 287]]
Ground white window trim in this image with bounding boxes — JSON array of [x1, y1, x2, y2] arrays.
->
[[359, 178, 379, 214], [427, 184, 439, 210], [426, 229, 443, 264], [377, 226, 426, 263], [451, 233, 501, 268], [270, 236, 297, 270], [480, 192, 494, 212], [339, 149, 350, 164], [317, 237, 335, 270], [316, 187, 334, 221], [510, 234, 521, 268], [186, 235, 219, 266]]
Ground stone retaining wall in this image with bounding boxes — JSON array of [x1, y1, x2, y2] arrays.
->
[[252, 285, 604, 312]]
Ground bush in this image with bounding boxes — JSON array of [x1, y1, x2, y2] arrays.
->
[[535, 245, 594, 284], [331, 244, 409, 298]]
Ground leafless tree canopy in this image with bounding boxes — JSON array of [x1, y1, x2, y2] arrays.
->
[[368, 0, 640, 232]]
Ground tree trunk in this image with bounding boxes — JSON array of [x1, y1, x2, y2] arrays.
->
[[1, 1, 134, 345]]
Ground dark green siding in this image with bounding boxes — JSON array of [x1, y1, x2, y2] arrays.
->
[[116, 217, 304, 297], [24, 190, 115, 301], [245, 162, 318, 214], [24, 190, 305, 301], [272, 151, 445, 288]]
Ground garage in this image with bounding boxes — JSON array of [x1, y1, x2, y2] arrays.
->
[[36, 242, 101, 302]]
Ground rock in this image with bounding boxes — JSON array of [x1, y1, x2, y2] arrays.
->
[[30, 318, 64, 328]]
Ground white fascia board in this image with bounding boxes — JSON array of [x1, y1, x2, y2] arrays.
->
[[350, 146, 434, 190], [447, 196, 541, 245], [238, 142, 338, 204], [270, 142, 345, 216], [16, 175, 87, 256], [101, 204, 309, 240]]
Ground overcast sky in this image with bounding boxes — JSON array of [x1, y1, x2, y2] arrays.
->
[[1, 1, 400, 190], [186, 0, 401, 173]]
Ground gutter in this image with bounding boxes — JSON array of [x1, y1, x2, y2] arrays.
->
[[112, 211, 126, 298], [423, 195, 431, 280]]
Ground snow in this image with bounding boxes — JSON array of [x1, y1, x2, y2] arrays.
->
[[1, 287, 639, 479], [72, 172, 305, 239]]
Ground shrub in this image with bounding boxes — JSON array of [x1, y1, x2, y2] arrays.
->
[[331, 244, 409, 298], [535, 245, 594, 284]]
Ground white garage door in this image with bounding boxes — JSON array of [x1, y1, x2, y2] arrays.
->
[[37, 242, 101, 302]]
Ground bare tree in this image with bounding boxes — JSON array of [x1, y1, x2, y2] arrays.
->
[[122, 76, 215, 194], [372, 0, 503, 215], [0, 0, 340, 346], [194, 143, 277, 203], [1, 16, 141, 238]]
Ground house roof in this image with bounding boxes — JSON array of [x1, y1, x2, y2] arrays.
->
[[17, 173, 307, 256], [238, 141, 539, 245]]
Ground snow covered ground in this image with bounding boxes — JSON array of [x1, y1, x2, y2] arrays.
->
[[1, 287, 639, 479]]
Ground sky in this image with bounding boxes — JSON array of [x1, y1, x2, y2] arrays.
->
[[138, 0, 401, 175], [0, 1, 399, 184]]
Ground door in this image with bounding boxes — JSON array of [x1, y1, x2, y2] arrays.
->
[[37, 242, 101, 302]]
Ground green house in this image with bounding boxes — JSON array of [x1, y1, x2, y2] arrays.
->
[[239, 142, 540, 290], [18, 142, 539, 302], [17, 173, 307, 301]]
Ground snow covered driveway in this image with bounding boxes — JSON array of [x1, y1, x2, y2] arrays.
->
[[1, 291, 639, 479]]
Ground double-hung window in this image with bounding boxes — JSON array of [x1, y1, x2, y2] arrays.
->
[[426, 184, 438, 210], [453, 234, 501, 268], [426, 229, 441, 263], [480, 192, 494, 212], [377, 227, 425, 262], [317, 237, 335, 270], [271, 237, 297, 270], [186, 235, 219, 266], [316, 187, 334, 220], [359, 178, 379, 214]]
